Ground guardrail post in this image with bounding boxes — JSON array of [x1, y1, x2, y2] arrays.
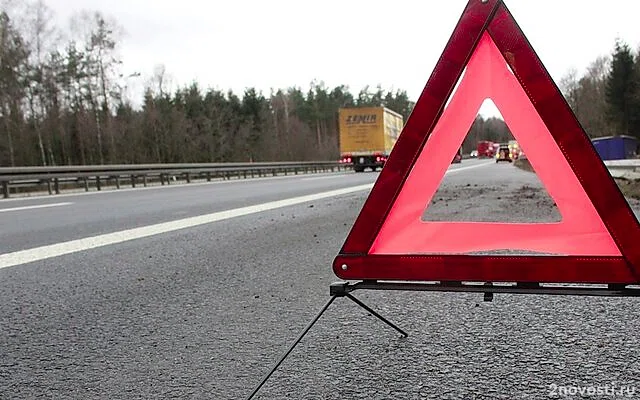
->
[[206, 172, 211, 182], [143, 175, 148, 187], [96, 176, 101, 191], [115, 176, 120, 189], [2, 181, 8, 198], [131, 175, 136, 188], [186, 173, 191, 183], [47, 179, 52, 195], [83, 177, 89, 191], [54, 178, 60, 194]]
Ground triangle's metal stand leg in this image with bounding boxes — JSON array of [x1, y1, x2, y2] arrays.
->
[[244, 282, 407, 400], [344, 293, 408, 337]]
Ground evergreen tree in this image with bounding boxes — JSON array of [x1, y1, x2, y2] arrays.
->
[[605, 39, 638, 136]]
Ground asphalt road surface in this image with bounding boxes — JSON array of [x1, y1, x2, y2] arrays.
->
[[2, 159, 640, 399]]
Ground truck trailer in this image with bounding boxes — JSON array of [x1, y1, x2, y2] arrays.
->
[[338, 106, 404, 172], [591, 135, 638, 160]]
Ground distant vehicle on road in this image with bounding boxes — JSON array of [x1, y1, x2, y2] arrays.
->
[[452, 148, 462, 163], [470, 150, 478, 158], [477, 140, 496, 158], [508, 140, 521, 160], [496, 144, 512, 163], [338, 106, 404, 172]]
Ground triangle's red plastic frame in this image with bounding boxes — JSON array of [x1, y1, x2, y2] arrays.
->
[[333, 0, 640, 284]]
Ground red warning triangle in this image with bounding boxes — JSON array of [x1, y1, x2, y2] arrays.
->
[[333, 0, 640, 284], [372, 32, 619, 257]]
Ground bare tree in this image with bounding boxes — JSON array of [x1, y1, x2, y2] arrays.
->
[[151, 64, 169, 98], [21, 0, 59, 165], [561, 56, 612, 137], [0, 10, 29, 166], [68, 10, 123, 164], [559, 67, 580, 111]]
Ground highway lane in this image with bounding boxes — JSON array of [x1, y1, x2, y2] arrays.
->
[[2, 159, 640, 399], [0, 171, 371, 255], [0, 159, 491, 256]]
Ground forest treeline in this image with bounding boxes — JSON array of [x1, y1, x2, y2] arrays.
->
[[463, 39, 640, 153], [0, 1, 637, 166], [560, 39, 640, 141], [0, 0, 416, 166]]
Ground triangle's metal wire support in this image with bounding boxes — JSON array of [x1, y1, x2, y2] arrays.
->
[[244, 282, 407, 400]]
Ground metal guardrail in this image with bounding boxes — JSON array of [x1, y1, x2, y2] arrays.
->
[[1, 159, 638, 200], [514, 155, 640, 181], [0, 161, 352, 199], [604, 159, 640, 180]]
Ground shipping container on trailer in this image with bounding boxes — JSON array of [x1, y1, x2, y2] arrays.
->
[[338, 107, 404, 172], [591, 135, 638, 160]]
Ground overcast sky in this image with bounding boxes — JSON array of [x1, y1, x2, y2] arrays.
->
[[41, 0, 640, 116]]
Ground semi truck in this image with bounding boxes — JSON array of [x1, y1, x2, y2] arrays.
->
[[338, 106, 404, 172]]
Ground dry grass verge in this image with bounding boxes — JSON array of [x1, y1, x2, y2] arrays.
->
[[513, 158, 640, 200], [513, 158, 534, 173]]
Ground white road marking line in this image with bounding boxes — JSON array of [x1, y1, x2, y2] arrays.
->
[[0, 184, 374, 270], [0, 202, 73, 213], [447, 161, 494, 173], [0, 160, 493, 270], [301, 161, 491, 181], [301, 175, 349, 181]]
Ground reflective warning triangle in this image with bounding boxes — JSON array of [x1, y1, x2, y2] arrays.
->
[[333, 0, 640, 284]]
